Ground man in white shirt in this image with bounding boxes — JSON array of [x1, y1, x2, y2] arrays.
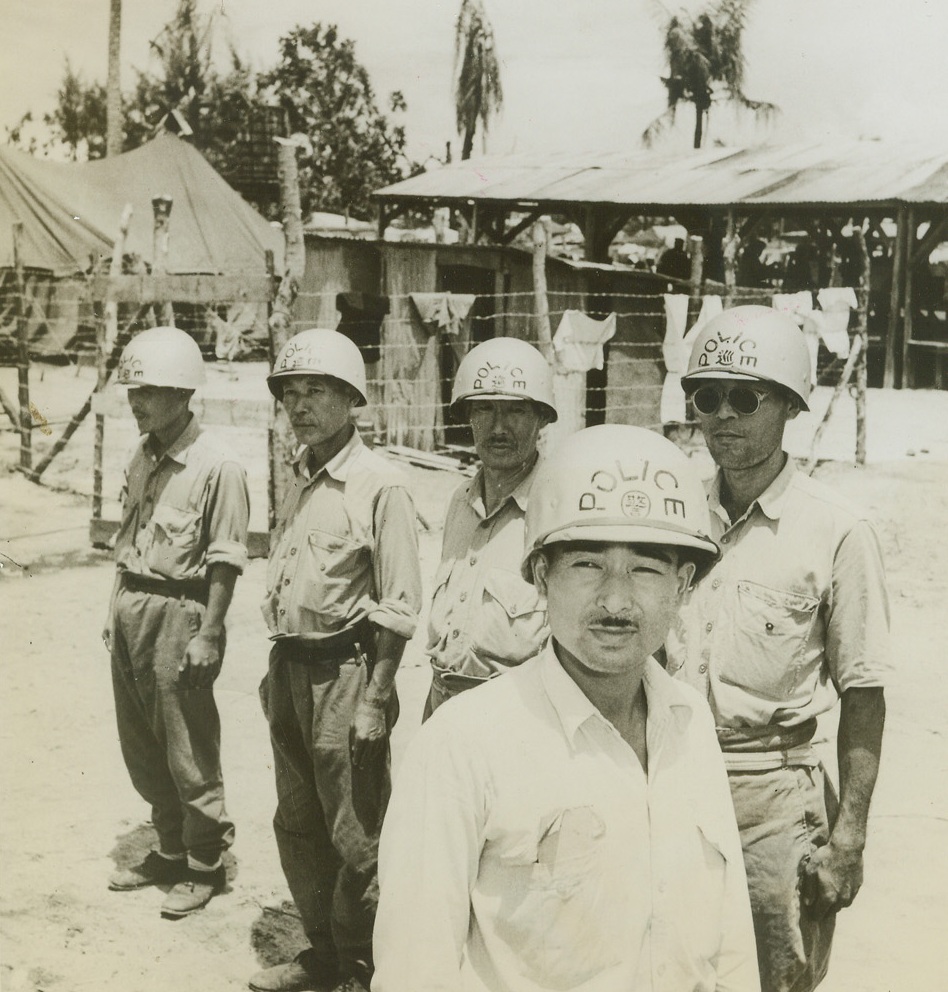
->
[[373, 425, 760, 992]]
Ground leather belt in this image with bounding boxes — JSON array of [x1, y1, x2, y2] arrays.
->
[[121, 571, 208, 605], [273, 620, 374, 665]]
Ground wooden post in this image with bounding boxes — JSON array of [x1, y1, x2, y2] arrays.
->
[[269, 138, 307, 512], [723, 210, 738, 307], [901, 207, 916, 388], [106, 0, 122, 157], [805, 336, 863, 474], [688, 235, 704, 302], [0, 385, 18, 426], [32, 307, 145, 481], [854, 226, 871, 466], [104, 204, 132, 354], [12, 222, 31, 472], [531, 217, 554, 361], [151, 195, 174, 327], [93, 207, 133, 524], [265, 248, 277, 533], [883, 207, 906, 388]]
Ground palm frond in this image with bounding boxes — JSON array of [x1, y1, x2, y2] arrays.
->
[[642, 105, 678, 148]]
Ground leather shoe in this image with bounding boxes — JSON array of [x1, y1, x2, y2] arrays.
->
[[108, 851, 187, 891], [160, 864, 225, 918], [248, 952, 338, 992]]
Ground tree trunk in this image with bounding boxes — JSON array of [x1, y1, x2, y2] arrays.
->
[[693, 105, 704, 149], [106, 0, 122, 157], [269, 139, 307, 514], [461, 125, 475, 161]]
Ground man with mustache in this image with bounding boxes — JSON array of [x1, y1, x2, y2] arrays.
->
[[105, 326, 249, 918], [251, 329, 422, 992], [423, 337, 557, 718], [373, 425, 759, 992], [665, 305, 891, 992]]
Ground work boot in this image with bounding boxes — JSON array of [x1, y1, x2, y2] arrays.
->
[[248, 949, 339, 992], [108, 851, 187, 891], [160, 863, 226, 918]]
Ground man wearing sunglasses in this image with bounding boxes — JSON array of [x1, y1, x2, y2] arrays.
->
[[664, 305, 890, 992]]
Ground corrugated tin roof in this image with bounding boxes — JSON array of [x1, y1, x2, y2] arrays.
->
[[376, 142, 948, 210]]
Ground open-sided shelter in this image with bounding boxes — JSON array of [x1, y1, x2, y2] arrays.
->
[[376, 142, 948, 390]]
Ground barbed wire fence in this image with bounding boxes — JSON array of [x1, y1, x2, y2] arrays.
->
[[2, 270, 867, 541]]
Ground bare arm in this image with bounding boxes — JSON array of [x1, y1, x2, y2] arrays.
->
[[350, 627, 409, 769], [179, 563, 240, 689], [802, 686, 885, 917]]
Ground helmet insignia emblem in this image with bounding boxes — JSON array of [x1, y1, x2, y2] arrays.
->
[[620, 490, 651, 517]]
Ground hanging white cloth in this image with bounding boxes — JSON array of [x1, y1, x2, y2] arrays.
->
[[799, 287, 857, 360], [774, 291, 818, 383], [660, 295, 723, 424], [662, 295, 691, 373], [772, 291, 814, 323], [552, 310, 617, 373]]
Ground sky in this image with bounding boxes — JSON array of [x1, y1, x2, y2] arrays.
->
[[4, 0, 948, 163]]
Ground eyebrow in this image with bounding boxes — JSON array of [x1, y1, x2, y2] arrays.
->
[[560, 542, 677, 563]]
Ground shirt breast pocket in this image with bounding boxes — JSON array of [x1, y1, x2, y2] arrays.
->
[[146, 504, 202, 577], [474, 568, 548, 665], [494, 807, 623, 989], [301, 528, 365, 622], [720, 581, 820, 700]]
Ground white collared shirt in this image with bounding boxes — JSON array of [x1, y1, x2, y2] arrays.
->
[[374, 645, 759, 992]]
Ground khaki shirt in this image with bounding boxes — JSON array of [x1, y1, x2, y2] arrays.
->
[[263, 431, 421, 641], [426, 462, 548, 679], [115, 416, 249, 581], [665, 458, 891, 734]]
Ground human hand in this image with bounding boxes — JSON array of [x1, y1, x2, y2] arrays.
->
[[800, 841, 864, 919], [349, 698, 389, 769], [179, 632, 222, 690]]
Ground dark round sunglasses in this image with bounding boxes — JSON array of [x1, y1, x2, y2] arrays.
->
[[691, 383, 769, 416]]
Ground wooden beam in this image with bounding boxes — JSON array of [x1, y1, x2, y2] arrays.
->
[[902, 206, 917, 388], [531, 217, 554, 360], [854, 227, 871, 465], [11, 221, 30, 471], [151, 195, 175, 326], [883, 207, 907, 388], [89, 273, 275, 305], [498, 209, 542, 246], [723, 209, 737, 307], [910, 214, 948, 268]]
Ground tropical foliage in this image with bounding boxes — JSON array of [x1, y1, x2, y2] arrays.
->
[[5, 2, 410, 219], [454, 0, 504, 160], [643, 0, 777, 149]]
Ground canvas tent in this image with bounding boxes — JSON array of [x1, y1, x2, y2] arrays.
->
[[0, 133, 283, 355]]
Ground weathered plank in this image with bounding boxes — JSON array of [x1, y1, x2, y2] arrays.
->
[[90, 273, 274, 305]]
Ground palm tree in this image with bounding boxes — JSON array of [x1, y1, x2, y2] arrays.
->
[[643, 0, 776, 149], [106, 0, 122, 155], [454, 0, 503, 160]]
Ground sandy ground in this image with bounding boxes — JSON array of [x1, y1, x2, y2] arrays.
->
[[2, 362, 948, 991]]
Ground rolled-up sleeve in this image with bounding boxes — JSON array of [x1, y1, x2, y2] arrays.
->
[[369, 484, 422, 640], [204, 459, 250, 573], [827, 519, 891, 692]]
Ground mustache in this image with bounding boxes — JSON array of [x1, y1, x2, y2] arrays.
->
[[590, 614, 637, 628]]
